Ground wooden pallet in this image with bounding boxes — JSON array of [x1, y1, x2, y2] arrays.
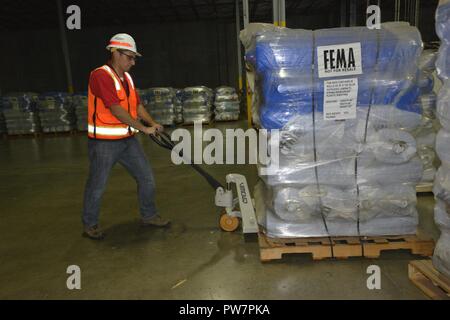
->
[[4, 130, 84, 139], [213, 118, 240, 123], [3, 132, 41, 139], [182, 121, 213, 126], [39, 130, 81, 137], [416, 183, 433, 194], [409, 260, 450, 300], [258, 232, 435, 262]]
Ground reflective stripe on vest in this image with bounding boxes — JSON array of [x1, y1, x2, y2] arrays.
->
[[124, 72, 135, 89], [101, 65, 121, 91], [88, 125, 138, 136]]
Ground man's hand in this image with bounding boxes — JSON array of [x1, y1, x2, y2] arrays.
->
[[142, 126, 157, 136], [154, 123, 164, 132]]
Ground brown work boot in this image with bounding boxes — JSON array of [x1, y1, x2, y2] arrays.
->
[[141, 215, 171, 227], [82, 225, 105, 240]]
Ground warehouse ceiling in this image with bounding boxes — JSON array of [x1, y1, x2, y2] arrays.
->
[[0, 0, 439, 31]]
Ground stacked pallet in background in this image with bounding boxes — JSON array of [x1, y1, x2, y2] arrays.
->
[[142, 87, 177, 126], [0, 85, 216, 134], [37, 92, 76, 133], [214, 86, 240, 121], [414, 50, 439, 187], [174, 89, 183, 124], [73, 93, 88, 131], [245, 23, 425, 243], [136, 88, 146, 110], [1, 92, 40, 135], [432, 0, 450, 280], [0, 97, 6, 135], [182, 86, 213, 124]]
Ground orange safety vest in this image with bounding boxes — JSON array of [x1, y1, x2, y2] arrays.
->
[[87, 65, 139, 140]]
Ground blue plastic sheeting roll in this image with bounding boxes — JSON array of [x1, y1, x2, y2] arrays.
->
[[249, 23, 422, 129]]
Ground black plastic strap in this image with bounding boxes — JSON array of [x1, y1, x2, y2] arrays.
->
[[356, 28, 381, 257], [363, 28, 381, 144], [354, 157, 363, 256], [148, 129, 224, 190], [311, 31, 334, 258]]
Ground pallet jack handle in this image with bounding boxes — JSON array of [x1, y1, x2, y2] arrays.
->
[[148, 129, 224, 190]]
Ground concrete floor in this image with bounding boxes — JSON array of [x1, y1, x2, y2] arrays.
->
[[0, 120, 440, 299]]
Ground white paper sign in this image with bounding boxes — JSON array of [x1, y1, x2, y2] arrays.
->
[[323, 78, 358, 120], [317, 42, 362, 78]]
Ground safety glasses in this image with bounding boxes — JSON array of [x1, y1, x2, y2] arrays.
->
[[118, 49, 137, 62]]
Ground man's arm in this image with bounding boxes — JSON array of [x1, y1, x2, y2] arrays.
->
[[137, 104, 163, 131], [110, 104, 156, 135]]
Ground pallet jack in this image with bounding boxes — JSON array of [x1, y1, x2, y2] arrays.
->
[[149, 130, 259, 234]]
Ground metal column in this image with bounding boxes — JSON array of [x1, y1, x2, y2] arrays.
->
[[235, 0, 243, 93], [415, 0, 420, 27], [243, 0, 249, 28], [56, 0, 74, 94], [272, 0, 285, 27], [279, 0, 286, 27], [272, 0, 279, 26], [394, 0, 419, 26], [395, 0, 401, 21], [242, 0, 251, 127]]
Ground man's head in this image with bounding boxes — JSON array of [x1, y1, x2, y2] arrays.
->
[[110, 48, 136, 72], [106, 33, 142, 73]]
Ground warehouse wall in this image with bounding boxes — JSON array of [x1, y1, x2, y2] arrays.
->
[[0, 20, 239, 94]]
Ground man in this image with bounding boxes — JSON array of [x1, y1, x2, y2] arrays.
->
[[82, 33, 170, 240]]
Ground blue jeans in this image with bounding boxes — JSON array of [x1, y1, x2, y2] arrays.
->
[[82, 136, 158, 227]]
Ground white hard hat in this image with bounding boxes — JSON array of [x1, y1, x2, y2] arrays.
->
[[106, 33, 142, 57]]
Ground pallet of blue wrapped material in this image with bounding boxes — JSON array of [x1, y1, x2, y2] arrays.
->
[[182, 86, 214, 125], [73, 92, 88, 131], [37, 92, 76, 133], [0, 97, 6, 136], [214, 86, 240, 122], [142, 87, 178, 126], [430, 0, 450, 283], [240, 22, 436, 260], [1, 92, 41, 136], [174, 89, 184, 124]]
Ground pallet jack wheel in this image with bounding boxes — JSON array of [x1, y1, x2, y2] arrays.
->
[[220, 213, 240, 232]]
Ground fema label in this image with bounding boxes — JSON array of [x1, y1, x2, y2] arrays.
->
[[323, 78, 358, 121], [317, 42, 362, 78]]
